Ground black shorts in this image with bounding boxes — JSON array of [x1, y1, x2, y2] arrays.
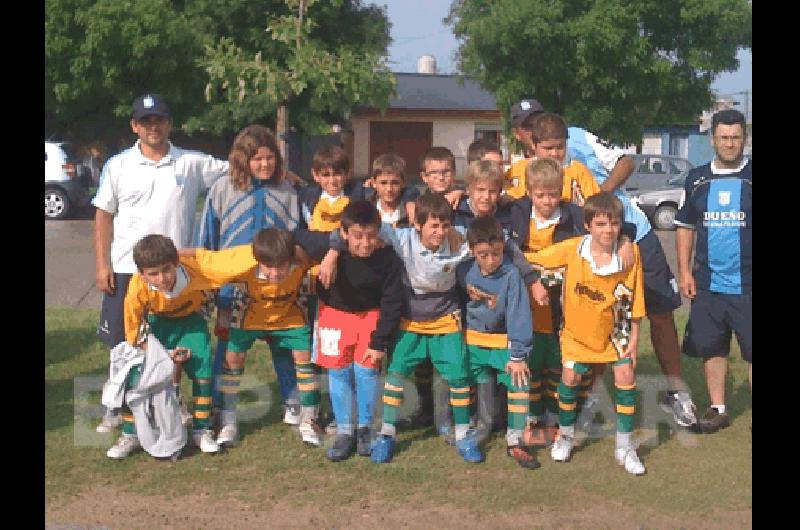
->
[[682, 290, 752, 363], [638, 230, 682, 315], [97, 273, 133, 348]]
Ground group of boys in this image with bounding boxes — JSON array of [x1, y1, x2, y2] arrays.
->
[[101, 99, 751, 477]]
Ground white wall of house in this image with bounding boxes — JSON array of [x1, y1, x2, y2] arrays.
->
[[641, 133, 662, 154], [350, 115, 501, 178]]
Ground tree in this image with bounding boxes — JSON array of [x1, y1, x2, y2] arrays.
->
[[190, 0, 395, 156], [45, 0, 394, 147], [447, 0, 752, 145], [45, 0, 208, 142]]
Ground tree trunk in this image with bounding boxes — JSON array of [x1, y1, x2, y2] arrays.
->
[[276, 103, 289, 163]]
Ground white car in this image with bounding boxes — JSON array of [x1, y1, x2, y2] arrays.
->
[[634, 172, 687, 231], [45, 141, 91, 219]]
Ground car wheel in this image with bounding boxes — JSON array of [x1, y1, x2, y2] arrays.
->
[[45, 188, 71, 220], [653, 204, 678, 231]]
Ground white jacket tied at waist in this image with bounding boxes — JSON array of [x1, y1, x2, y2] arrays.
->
[[102, 336, 187, 458]]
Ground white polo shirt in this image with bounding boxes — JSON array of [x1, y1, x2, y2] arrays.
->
[[93, 141, 229, 273]]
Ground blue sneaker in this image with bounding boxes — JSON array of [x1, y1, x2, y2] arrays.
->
[[370, 434, 395, 464], [456, 431, 485, 463]]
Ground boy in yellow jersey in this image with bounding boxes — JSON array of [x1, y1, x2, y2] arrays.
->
[[215, 228, 324, 449], [529, 113, 636, 421], [528, 193, 647, 475], [511, 160, 638, 445], [108, 235, 258, 459]]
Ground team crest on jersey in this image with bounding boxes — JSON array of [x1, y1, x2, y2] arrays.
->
[[718, 191, 731, 206], [610, 283, 634, 356], [318, 327, 342, 357], [227, 282, 251, 328]]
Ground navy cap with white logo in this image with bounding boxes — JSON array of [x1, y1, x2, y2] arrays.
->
[[132, 93, 171, 120], [510, 98, 545, 127]]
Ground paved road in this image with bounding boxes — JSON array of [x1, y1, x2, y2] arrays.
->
[[45, 207, 689, 310]]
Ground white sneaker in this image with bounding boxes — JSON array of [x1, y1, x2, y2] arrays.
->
[[550, 434, 574, 462], [178, 397, 193, 428], [283, 403, 301, 425], [298, 418, 323, 447], [106, 434, 141, 459], [96, 411, 123, 433], [216, 424, 239, 447], [615, 446, 646, 475], [192, 429, 220, 453]]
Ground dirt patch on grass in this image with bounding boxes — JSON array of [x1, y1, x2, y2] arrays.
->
[[46, 485, 751, 530]]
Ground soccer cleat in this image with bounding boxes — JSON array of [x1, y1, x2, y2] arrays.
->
[[326, 434, 355, 462], [615, 446, 646, 475], [299, 418, 324, 447], [523, 420, 559, 447], [370, 434, 395, 464], [550, 433, 574, 462], [96, 411, 123, 433], [660, 391, 698, 427], [106, 434, 141, 459], [216, 423, 239, 447], [690, 407, 731, 434], [283, 403, 302, 426], [192, 429, 220, 453], [438, 422, 456, 446], [507, 444, 541, 470], [456, 431, 485, 463], [356, 426, 372, 457]]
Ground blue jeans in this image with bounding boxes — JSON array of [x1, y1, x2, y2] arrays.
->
[[328, 364, 379, 435]]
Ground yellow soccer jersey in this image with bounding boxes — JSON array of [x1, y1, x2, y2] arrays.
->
[[523, 219, 559, 334], [504, 158, 530, 200], [561, 160, 601, 206], [124, 245, 258, 345], [309, 196, 350, 232], [227, 264, 309, 331], [529, 236, 645, 363], [306, 195, 351, 293]]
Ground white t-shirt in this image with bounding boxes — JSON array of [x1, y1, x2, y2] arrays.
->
[[92, 141, 229, 273]]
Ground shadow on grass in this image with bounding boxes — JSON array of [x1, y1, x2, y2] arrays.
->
[[45, 327, 103, 366]]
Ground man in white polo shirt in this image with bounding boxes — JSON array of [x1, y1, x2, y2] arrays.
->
[[92, 93, 229, 435]]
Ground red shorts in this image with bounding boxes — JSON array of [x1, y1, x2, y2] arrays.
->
[[312, 302, 381, 369]]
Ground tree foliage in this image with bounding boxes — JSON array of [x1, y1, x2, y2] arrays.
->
[[447, 0, 752, 145], [45, 0, 393, 141], [190, 0, 395, 135], [45, 0, 207, 139]]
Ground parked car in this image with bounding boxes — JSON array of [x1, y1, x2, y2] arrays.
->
[[45, 141, 92, 219], [634, 172, 688, 230], [624, 154, 692, 198]]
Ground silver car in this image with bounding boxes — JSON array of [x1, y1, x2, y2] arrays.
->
[[625, 154, 692, 198], [634, 172, 688, 231]]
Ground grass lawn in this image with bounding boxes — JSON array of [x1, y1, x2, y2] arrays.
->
[[45, 306, 751, 527]]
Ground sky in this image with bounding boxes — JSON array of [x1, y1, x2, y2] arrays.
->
[[379, 0, 752, 119]]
